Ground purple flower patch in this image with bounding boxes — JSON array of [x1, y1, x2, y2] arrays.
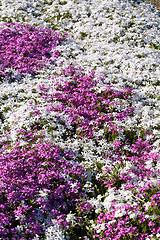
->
[[0, 23, 67, 79], [38, 65, 134, 139], [0, 139, 86, 239]]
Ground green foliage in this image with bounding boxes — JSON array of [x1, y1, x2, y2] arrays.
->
[[65, 202, 96, 240], [80, 32, 88, 40], [92, 177, 106, 197], [151, 42, 160, 50], [136, 53, 147, 58], [104, 127, 119, 142], [123, 129, 138, 144], [0, 112, 4, 123], [59, 0, 67, 5], [124, 21, 135, 30]]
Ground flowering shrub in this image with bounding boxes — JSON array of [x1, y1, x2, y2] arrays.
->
[[0, 138, 86, 239], [0, 22, 66, 80]]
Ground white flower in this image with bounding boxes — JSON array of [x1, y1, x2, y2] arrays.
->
[[15, 214, 26, 221], [39, 189, 49, 200], [33, 235, 40, 240], [114, 209, 126, 218], [156, 233, 160, 238], [66, 213, 76, 223], [16, 225, 24, 232], [45, 220, 66, 240], [129, 213, 136, 219]]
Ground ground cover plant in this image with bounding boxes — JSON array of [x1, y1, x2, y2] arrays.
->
[[0, 22, 66, 81], [0, 0, 160, 239]]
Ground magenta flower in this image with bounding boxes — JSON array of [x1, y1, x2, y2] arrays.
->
[[0, 23, 67, 79], [0, 137, 86, 239], [38, 65, 134, 139]]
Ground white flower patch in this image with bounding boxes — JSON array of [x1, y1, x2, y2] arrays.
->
[[45, 220, 66, 240], [87, 196, 103, 214], [143, 202, 151, 211], [114, 208, 126, 218], [66, 213, 76, 224]]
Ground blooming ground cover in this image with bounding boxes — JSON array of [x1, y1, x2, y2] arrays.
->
[[0, 0, 160, 239]]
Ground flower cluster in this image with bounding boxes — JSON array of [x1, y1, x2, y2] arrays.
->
[[93, 137, 160, 239], [94, 199, 160, 240], [0, 22, 66, 80], [0, 137, 86, 239], [38, 65, 134, 139]]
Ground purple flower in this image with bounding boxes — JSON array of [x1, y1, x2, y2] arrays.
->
[[0, 137, 86, 239], [0, 23, 67, 79]]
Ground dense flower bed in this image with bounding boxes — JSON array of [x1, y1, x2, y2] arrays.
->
[[0, 137, 86, 239], [0, 23, 66, 80], [0, 0, 160, 239]]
